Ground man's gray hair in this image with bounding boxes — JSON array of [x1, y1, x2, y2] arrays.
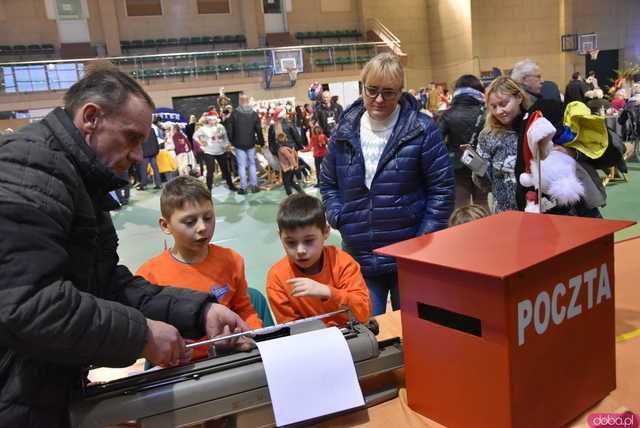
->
[[64, 63, 155, 117], [510, 59, 539, 83]]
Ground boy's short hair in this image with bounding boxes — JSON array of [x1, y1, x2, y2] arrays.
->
[[448, 204, 490, 227], [160, 176, 212, 219], [277, 194, 327, 232]]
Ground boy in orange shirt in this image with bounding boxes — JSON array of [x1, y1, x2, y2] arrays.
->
[[266, 194, 371, 325], [137, 176, 262, 360]]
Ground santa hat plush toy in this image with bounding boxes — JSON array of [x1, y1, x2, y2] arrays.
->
[[519, 113, 585, 212]]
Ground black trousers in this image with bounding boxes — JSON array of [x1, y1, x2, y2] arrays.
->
[[282, 170, 304, 195], [204, 153, 234, 190], [194, 151, 205, 175]]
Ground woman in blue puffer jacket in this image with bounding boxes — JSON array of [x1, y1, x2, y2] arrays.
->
[[320, 53, 455, 315]]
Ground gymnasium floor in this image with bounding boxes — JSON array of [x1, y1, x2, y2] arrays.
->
[[114, 159, 640, 298]]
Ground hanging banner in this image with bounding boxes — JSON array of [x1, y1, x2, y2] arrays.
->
[[56, 0, 83, 20], [153, 108, 188, 127]]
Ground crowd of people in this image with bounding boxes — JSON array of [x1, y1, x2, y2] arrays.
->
[[0, 50, 637, 426], [114, 86, 346, 205]]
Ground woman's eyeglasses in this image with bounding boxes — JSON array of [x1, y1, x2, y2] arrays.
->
[[364, 86, 401, 101]]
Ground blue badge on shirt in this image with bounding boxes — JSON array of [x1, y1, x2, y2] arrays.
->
[[211, 285, 230, 299]]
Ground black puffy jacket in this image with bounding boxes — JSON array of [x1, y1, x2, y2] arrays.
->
[[227, 106, 265, 150], [0, 108, 214, 427], [437, 95, 484, 170], [564, 79, 587, 105]]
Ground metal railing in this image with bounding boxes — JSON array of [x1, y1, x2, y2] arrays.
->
[[366, 18, 404, 57], [0, 39, 398, 95]]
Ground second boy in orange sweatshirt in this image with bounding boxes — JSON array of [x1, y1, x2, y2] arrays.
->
[[137, 176, 262, 360], [266, 194, 371, 326]]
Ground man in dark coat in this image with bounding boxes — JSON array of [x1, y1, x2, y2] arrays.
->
[[564, 72, 587, 105], [0, 67, 252, 427], [314, 90, 343, 137], [226, 94, 265, 194]]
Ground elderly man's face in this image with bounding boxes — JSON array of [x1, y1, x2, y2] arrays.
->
[[522, 67, 544, 94], [79, 95, 152, 175], [322, 92, 332, 106]]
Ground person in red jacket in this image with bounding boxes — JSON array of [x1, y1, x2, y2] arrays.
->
[[266, 194, 371, 326], [309, 125, 328, 187]]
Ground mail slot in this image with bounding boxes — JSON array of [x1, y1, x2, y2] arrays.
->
[[376, 211, 634, 428]]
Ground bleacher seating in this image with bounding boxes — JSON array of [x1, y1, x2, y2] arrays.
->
[[0, 43, 55, 57], [120, 34, 246, 53], [111, 50, 265, 66], [295, 29, 362, 42]]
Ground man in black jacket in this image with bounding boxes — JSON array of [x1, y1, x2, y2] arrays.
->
[[315, 90, 343, 138], [227, 94, 264, 194], [437, 74, 489, 209], [564, 72, 587, 105], [0, 67, 252, 427]]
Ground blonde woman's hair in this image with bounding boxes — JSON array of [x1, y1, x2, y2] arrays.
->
[[274, 120, 284, 138], [484, 76, 530, 131], [360, 52, 404, 89], [448, 204, 490, 227]]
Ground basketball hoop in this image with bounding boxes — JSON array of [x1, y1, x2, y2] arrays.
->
[[588, 49, 600, 60]]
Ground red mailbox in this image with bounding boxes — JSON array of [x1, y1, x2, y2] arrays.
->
[[376, 211, 634, 428]]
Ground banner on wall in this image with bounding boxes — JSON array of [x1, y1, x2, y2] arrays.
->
[[154, 108, 187, 127], [56, 0, 83, 20]]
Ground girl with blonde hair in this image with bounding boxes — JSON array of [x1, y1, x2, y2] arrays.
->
[[474, 76, 529, 212]]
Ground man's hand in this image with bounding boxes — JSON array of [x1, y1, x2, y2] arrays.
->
[[203, 303, 254, 352], [142, 319, 192, 367], [287, 278, 331, 299]]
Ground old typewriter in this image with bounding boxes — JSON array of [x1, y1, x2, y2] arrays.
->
[[70, 309, 403, 427]]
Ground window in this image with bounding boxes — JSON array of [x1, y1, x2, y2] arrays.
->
[[125, 0, 162, 17], [1, 63, 84, 93], [197, 0, 230, 14]]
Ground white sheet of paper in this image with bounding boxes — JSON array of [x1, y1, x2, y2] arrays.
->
[[257, 326, 365, 426]]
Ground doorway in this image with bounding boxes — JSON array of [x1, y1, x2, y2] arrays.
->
[[263, 0, 286, 33], [585, 49, 619, 93]]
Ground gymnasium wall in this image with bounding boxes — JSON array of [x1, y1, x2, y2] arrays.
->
[[286, 0, 361, 33], [113, 1, 245, 41], [427, 0, 474, 87], [360, 0, 433, 90], [469, 0, 566, 88], [0, 0, 59, 46], [566, 0, 640, 65], [1, 0, 639, 102]]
